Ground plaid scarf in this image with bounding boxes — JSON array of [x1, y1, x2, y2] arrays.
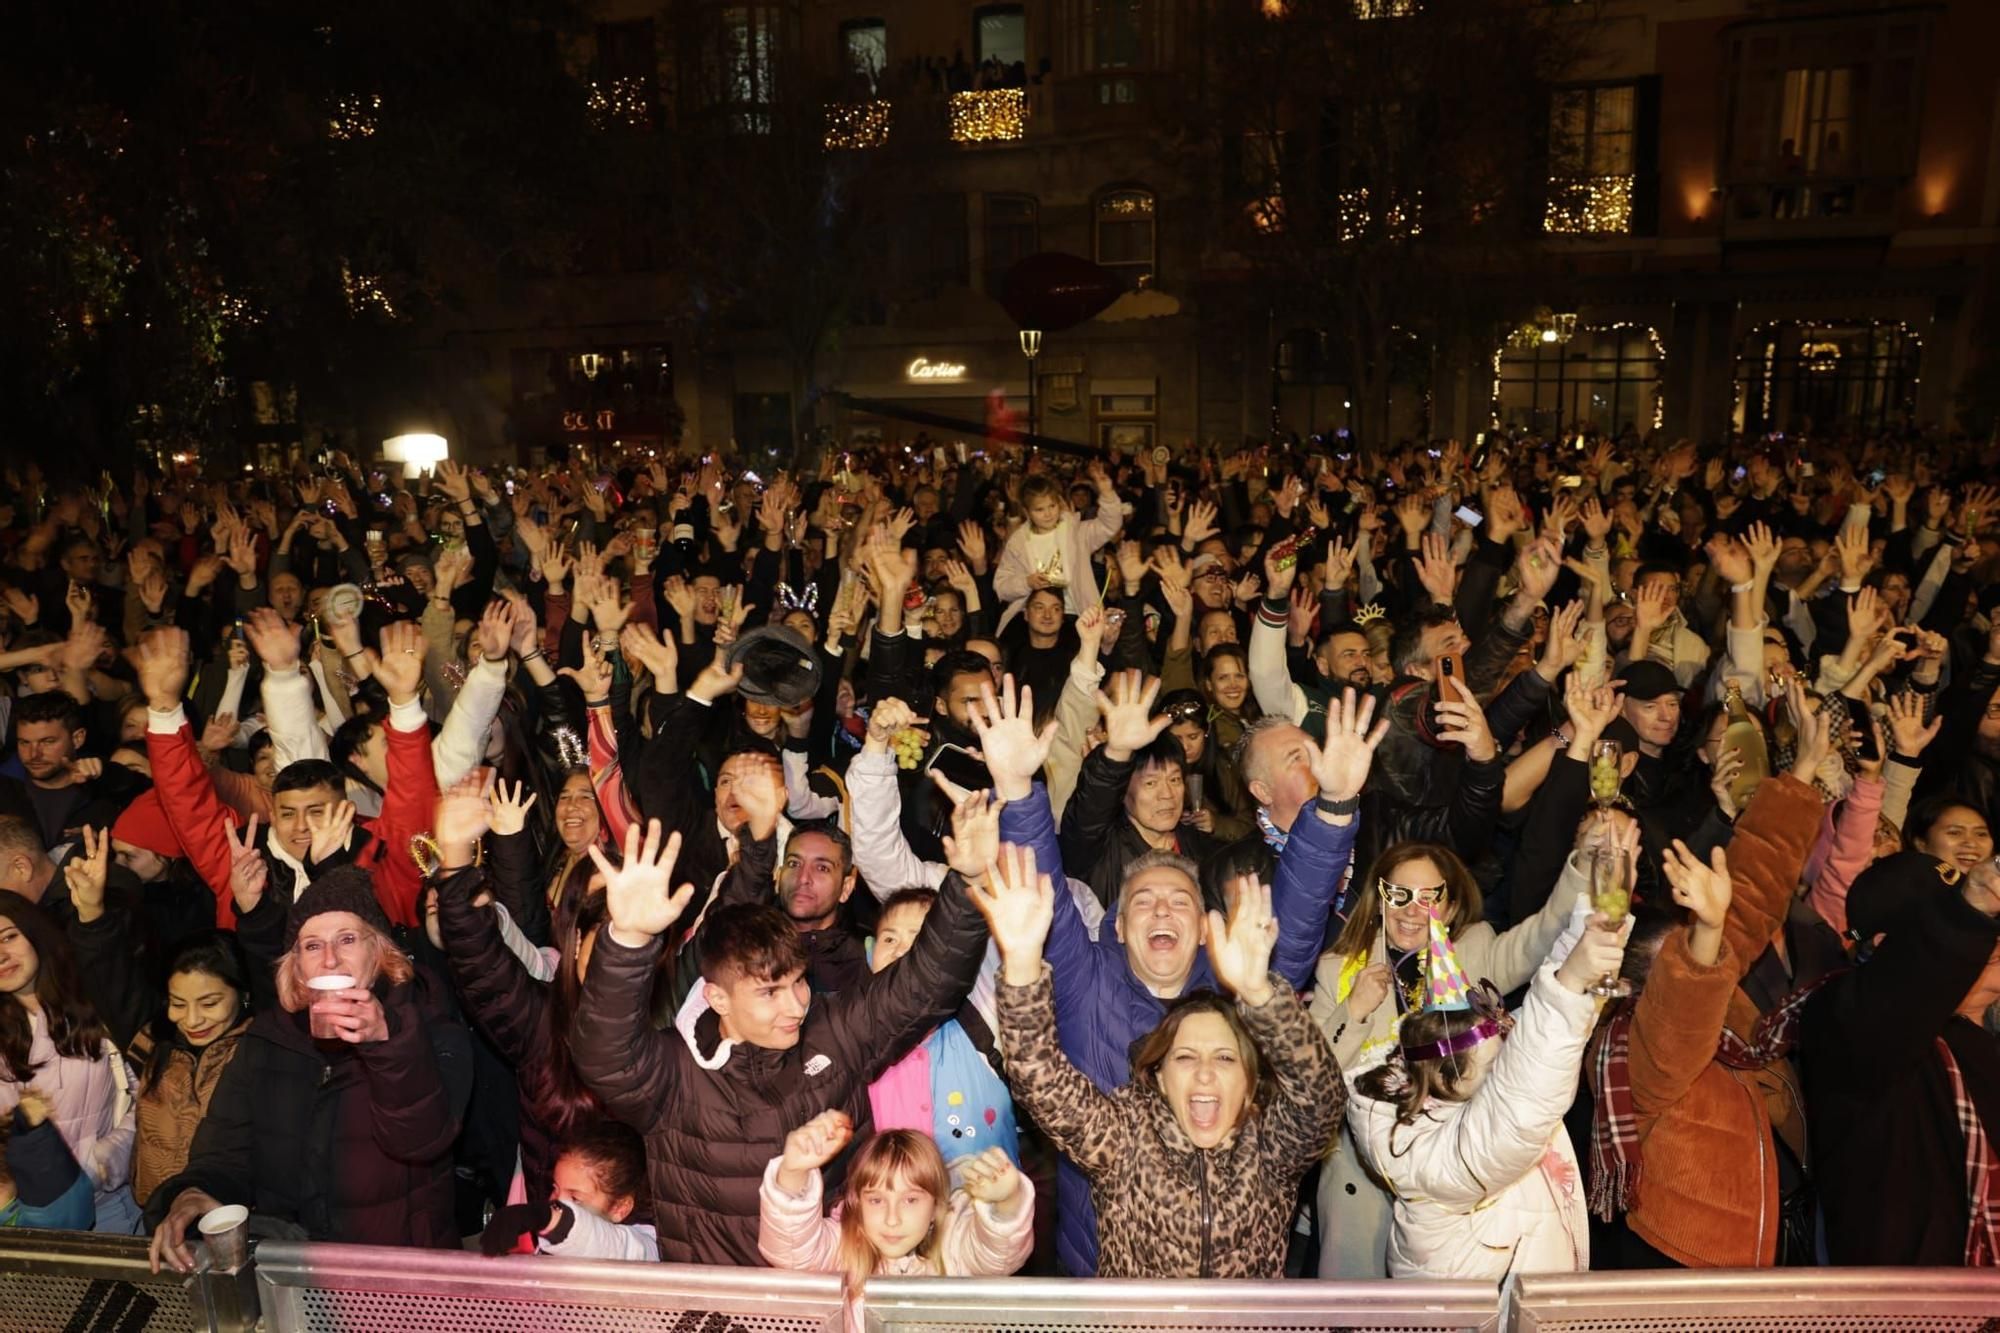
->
[[1588, 971, 1839, 1223], [1256, 807, 1289, 853], [1937, 1036, 2000, 1266]]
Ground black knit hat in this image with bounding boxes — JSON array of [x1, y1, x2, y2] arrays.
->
[[1846, 850, 1961, 940], [284, 864, 394, 951]]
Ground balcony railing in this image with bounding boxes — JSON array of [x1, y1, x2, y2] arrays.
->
[[949, 88, 1028, 143], [824, 99, 891, 149], [1544, 173, 1634, 235]]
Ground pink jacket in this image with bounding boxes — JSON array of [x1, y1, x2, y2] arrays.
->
[[993, 504, 1127, 625], [1803, 775, 1884, 938], [0, 1011, 136, 1225], [757, 1156, 1032, 1331]]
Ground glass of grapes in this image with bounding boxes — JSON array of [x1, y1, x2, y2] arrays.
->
[[1588, 737, 1624, 810], [1587, 843, 1634, 999]]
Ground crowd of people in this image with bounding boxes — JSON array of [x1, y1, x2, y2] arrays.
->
[[0, 426, 1995, 1312]]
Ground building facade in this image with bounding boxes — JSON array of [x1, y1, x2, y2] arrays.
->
[[431, 0, 2000, 465]]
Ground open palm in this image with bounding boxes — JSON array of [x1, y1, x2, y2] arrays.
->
[[971, 841, 1054, 981], [971, 674, 1056, 801], [593, 818, 695, 947], [1312, 686, 1389, 801], [1094, 670, 1168, 761], [1206, 876, 1277, 1005]]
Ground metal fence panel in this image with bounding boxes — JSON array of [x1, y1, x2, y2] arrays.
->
[[861, 1276, 1501, 1333], [252, 1241, 846, 1333], [1507, 1268, 2000, 1332], [0, 1231, 211, 1333]]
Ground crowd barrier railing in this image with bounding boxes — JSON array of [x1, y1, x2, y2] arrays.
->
[[7, 1230, 2000, 1333], [861, 1274, 1501, 1331], [1505, 1266, 2000, 1331]]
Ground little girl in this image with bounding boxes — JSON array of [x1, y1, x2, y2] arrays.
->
[[993, 469, 1126, 623], [1345, 907, 1629, 1279], [479, 1121, 657, 1261], [759, 1110, 1031, 1315]]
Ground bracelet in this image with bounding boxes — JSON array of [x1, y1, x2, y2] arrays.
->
[[1729, 580, 1755, 594], [520, 649, 544, 663], [1888, 751, 1924, 768], [584, 696, 611, 708], [1315, 792, 1360, 817]]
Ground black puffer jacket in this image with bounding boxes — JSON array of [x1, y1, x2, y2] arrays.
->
[[1062, 746, 1218, 911], [142, 969, 472, 1248], [571, 865, 991, 1266]]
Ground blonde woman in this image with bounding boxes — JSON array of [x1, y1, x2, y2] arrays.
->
[[145, 867, 471, 1272]]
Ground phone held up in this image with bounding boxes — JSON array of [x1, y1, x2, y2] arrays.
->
[[1426, 652, 1464, 743]]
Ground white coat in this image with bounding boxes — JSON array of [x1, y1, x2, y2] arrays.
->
[[1342, 964, 1595, 1280]]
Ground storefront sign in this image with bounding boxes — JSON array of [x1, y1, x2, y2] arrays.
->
[[564, 409, 617, 432], [905, 357, 968, 383]]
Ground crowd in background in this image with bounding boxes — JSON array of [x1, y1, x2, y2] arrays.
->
[[0, 424, 1996, 1311]]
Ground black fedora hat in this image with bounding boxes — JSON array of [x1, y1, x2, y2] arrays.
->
[[726, 625, 822, 708]]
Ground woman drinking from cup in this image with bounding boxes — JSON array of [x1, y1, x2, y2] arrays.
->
[[144, 866, 472, 1272]]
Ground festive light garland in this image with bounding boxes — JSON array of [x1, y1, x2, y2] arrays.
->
[[1490, 318, 1666, 431], [328, 94, 380, 141], [823, 100, 891, 150], [1337, 187, 1421, 243], [587, 78, 653, 130], [341, 264, 396, 319], [1543, 173, 1633, 235], [949, 89, 1027, 143]]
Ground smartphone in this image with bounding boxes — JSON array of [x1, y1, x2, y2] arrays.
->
[[1853, 712, 1881, 764], [1866, 468, 1887, 486], [504, 479, 515, 496], [1426, 653, 1464, 740], [1454, 505, 1484, 527], [1732, 465, 1748, 483]]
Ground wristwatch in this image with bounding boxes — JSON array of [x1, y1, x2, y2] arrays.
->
[[1315, 793, 1360, 817]]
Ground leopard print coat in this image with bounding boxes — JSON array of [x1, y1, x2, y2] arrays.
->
[[997, 966, 1344, 1278]]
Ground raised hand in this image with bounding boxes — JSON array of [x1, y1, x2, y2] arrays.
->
[[1312, 686, 1390, 801], [864, 697, 924, 753], [778, 1110, 854, 1185], [1414, 531, 1457, 606], [971, 841, 1056, 985], [1433, 673, 1498, 761], [956, 519, 989, 572], [1205, 876, 1278, 1006], [937, 782, 1005, 878], [1784, 678, 1832, 784], [434, 545, 473, 597], [1743, 521, 1781, 580], [1513, 534, 1562, 604], [731, 755, 785, 842], [969, 674, 1057, 801], [619, 622, 677, 692], [1705, 533, 1752, 587], [1845, 586, 1886, 644], [959, 1146, 1027, 1207], [134, 626, 193, 710], [198, 711, 238, 756], [1182, 497, 1220, 548], [244, 606, 300, 672], [592, 818, 695, 948], [1886, 689, 1941, 759], [62, 825, 111, 924], [306, 800, 356, 865], [558, 637, 613, 701], [431, 775, 493, 869], [1536, 600, 1587, 683], [1662, 839, 1731, 932], [370, 620, 428, 706], [485, 779, 538, 837], [476, 599, 513, 663], [436, 458, 473, 504], [225, 816, 267, 914], [1093, 669, 1168, 762]]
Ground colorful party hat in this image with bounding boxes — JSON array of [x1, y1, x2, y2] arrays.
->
[[1421, 902, 1473, 1013]]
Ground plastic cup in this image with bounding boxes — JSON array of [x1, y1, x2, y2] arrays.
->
[[307, 974, 356, 1041], [198, 1203, 250, 1272]]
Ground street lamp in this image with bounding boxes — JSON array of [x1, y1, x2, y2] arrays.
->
[[1018, 329, 1043, 441], [382, 432, 449, 479]]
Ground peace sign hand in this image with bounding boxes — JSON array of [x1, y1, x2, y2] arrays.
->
[[226, 816, 267, 914], [63, 825, 111, 924]]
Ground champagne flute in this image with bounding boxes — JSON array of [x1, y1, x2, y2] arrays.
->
[[1587, 845, 1634, 999], [1589, 737, 1624, 810]]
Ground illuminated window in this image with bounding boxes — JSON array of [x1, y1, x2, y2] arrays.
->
[[1779, 67, 1853, 174], [1733, 320, 1918, 436], [1498, 325, 1662, 437], [984, 194, 1039, 295], [976, 5, 1026, 68], [723, 5, 779, 132], [950, 89, 1028, 141], [1546, 85, 1635, 234], [841, 19, 887, 91], [592, 20, 657, 130], [823, 100, 891, 149], [1354, 0, 1417, 16], [1095, 188, 1156, 290], [1243, 132, 1285, 232]]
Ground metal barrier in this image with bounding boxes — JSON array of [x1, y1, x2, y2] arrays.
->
[[1506, 1267, 2000, 1331], [0, 1230, 253, 1333], [251, 1240, 847, 1332], [862, 1275, 1500, 1332], [7, 1232, 2000, 1333]]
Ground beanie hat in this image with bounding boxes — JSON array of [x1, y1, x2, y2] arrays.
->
[[283, 864, 394, 952], [112, 791, 183, 859]]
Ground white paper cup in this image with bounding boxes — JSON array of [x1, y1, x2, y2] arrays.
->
[[199, 1204, 250, 1271], [306, 974, 356, 1041]]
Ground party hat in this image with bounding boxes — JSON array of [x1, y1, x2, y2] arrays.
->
[[1422, 903, 1473, 1013]]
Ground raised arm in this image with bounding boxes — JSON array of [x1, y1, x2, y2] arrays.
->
[[1268, 686, 1383, 983]]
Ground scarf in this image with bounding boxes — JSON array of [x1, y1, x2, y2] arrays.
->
[[1256, 807, 1289, 853], [1938, 1036, 2000, 1266], [1588, 971, 1839, 1223]]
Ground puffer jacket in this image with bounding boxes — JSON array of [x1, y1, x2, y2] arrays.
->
[[142, 970, 471, 1248], [129, 1019, 250, 1207], [1345, 964, 1595, 1279], [569, 862, 990, 1267], [0, 1012, 138, 1233], [1002, 780, 1357, 1276], [1589, 773, 1822, 1268], [1309, 850, 1587, 1278], [997, 966, 1342, 1279]]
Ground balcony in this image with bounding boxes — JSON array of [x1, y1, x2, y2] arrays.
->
[[949, 88, 1028, 143], [1543, 174, 1634, 236], [1721, 177, 1901, 240], [823, 100, 891, 149]]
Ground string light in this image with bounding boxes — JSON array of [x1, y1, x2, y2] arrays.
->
[[587, 78, 653, 130], [1492, 319, 1666, 431], [1355, 0, 1418, 15], [1544, 173, 1633, 235], [1337, 187, 1421, 243], [823, 100, 891, 149], [328, 94, 380, 141], [341, 264, 396, 319], [949, 89, 1027, 143]]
